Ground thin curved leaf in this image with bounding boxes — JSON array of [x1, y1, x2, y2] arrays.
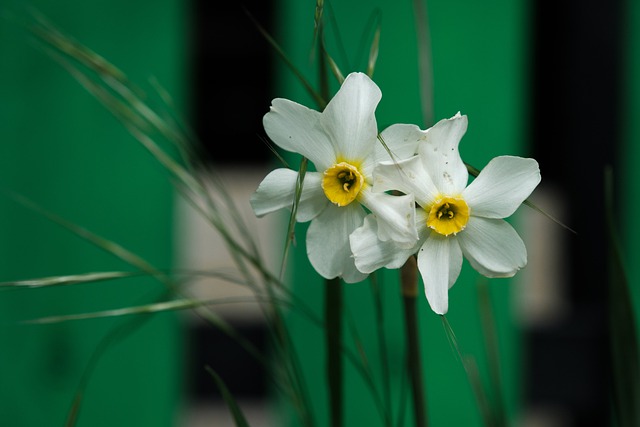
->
[[0, 271, 142, 289], [205, 366, 251, 427]]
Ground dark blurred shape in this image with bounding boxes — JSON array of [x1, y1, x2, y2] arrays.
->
[[187, 321, 268, 400], [188, 0, 274, 167], [527, 0, 623, 424]]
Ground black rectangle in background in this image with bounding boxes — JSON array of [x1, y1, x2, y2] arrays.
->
[[188, 0, 274, 167], [527, 0, 623, 425], [186, 321, 268, 401]]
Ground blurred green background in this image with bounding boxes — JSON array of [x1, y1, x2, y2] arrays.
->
[[0, 0, 635, 426], [0, 0, 186, 425]]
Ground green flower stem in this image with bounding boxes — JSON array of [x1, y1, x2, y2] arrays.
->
[[325, 277, 343, 427], [401, 256, 428, 427]]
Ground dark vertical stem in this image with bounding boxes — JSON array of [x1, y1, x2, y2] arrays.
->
[[401, 256, 427, 427], [370, 274, 392, 421], [326, 277, 343, 427]]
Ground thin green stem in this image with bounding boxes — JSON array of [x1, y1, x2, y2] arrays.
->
[[370, 274, 393, 426], [325, 277, 343, 427], [477, 280, 507, 427], [401, 256, 427, 427]]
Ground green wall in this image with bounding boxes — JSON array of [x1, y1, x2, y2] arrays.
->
[[273, 0, 529, 426], [624, 0, 640, 324], [0, 1, 185, 426]]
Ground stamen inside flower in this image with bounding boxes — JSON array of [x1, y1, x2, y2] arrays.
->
[[322, 161, 364, 206], [426, 196, 470, 236]]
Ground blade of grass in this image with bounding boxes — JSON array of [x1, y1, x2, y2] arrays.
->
[[441, 315, 494, 427], [311, 0, 325, 63], [412, 0, 434, 128], [64, 299, 160, 427], [205, 366, 251, 427], [243, 6, 325, 109], [23, 297, 227, 324], [0, 271, 142, 289], [366, 18, 381, 78], [3, 189, 174, 288]]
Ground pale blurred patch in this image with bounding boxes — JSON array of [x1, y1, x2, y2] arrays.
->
[[516, 184, 571, 327], [173, 165, 287, 324]]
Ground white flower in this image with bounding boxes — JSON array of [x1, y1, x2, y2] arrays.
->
[[250, 72, 421, 283], [350, 112, 541, 313]]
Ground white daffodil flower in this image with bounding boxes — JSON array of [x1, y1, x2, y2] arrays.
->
[[250, 72, 421, 283], [350, 112, 541, 314]]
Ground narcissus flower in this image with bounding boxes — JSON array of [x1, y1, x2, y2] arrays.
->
[[251, 72, 420, 283], [350, 112, 541, 314]]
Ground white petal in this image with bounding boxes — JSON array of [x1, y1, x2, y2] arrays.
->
[[307, 203, 368, 283], [322, 72, 381, 161], [362, 123, 425, 174], [372, 155, 439, 207], [457, 216, 527, 278], [340, 258, 370, 283], [463, 156, 541, 218], [350, 215, 418, 273], [263, 99, 335, 170], [417, 234, 463, 315], [359, 188, 418, 247], [418, 112, 469, 194], [250, 169, 327, 222]]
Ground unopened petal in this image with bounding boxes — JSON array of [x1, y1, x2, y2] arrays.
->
[[307, 203, 368, 283], [463, 156, 541, 218], [417, 234, 463, 315], [457, 216, 527, 278]]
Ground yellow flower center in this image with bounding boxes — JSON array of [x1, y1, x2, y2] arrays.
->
[[426, 196, 470, 236], [322, 161, 365, 206]]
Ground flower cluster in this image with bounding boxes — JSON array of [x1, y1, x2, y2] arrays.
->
[[251, 72, 541, 314]]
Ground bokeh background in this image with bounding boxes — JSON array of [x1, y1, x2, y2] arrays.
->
[[0, 0, 636, 426]]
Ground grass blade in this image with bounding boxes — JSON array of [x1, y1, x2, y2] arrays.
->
[[0, 271, 142, 289], [412, 0, 434, 127], [441, 315, 494, 427], [205, 366, 251, 427]]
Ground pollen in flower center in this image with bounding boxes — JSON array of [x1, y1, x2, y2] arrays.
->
[[426, 196, 470, 236], [322, 161, 364, 206]]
